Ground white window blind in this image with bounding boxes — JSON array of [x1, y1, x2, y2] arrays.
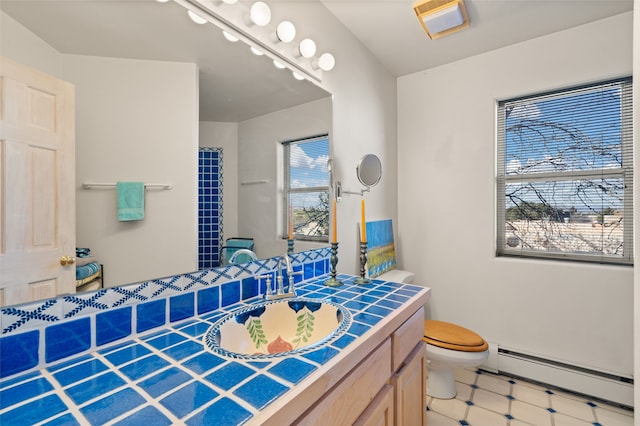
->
[[497, 77, 633, 264], [283, 135, 330, 241]]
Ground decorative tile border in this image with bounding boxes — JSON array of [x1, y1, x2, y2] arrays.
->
[[0, 248, 330, 378]]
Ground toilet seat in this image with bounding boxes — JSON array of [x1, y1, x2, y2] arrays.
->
[[423, 320, 489, 352]]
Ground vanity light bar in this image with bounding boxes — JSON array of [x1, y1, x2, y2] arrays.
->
[[173, 0, 323, 84]]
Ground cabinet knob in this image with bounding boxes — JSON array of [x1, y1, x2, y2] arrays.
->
[[60, 256, 75, 266]]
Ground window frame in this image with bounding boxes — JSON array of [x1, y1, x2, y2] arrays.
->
[[282, 134, 330, 243], [496, 77, 633, 265]]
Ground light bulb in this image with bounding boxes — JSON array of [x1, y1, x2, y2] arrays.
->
[[221, 0, 238, 3], [249, 2, 271, 26], [298, 38, 316, 58], [187, 10, 207, 25], [316, 53, 335, 71], [292, 71, 305, 81], [222, 31, 239, 42], [276, 21, 296, 43], [250, 46, 264, 56], [273, 60, 286, 69], [156, 0, 170, 3]]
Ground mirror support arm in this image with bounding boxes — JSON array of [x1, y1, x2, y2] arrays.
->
[[335, 181, 369, 202]]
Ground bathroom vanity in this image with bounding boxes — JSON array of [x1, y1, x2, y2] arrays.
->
[[0, 262, 430, 426], [257, 287, 428, 425]]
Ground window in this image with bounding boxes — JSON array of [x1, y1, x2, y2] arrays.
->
[[497, 78, 633, 264], [283, 135, 330, 241]]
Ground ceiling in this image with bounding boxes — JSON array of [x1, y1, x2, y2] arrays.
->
[[322, 0, 633, 77], [1, 0, 633, 121]]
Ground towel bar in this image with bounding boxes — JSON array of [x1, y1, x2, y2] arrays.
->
[[82, 182, 172, 190], [240, 179, 269, 186]]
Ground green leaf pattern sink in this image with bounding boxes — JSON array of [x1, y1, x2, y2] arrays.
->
[[204, 298, 352, 359]]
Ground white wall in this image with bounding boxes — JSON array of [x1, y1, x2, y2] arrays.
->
[[398, 13, 634, 377], [272, 3, 399, 273], [199, 121, 239, 241], [0, 11, 62, 78], [325, 31, 399, 274], [237, 97, 332, 259], [67, 55, 199, 287]]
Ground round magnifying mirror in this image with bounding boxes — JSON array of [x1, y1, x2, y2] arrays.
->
[[356, 154, 382, 188]]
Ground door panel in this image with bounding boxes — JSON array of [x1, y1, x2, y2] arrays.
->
[[394, 343, 426, 426], [0, 56, 75, 306]]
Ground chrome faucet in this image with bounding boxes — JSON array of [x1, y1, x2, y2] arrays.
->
[[263, 254, 302, 300]]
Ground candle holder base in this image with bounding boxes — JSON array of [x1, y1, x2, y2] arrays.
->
[[323, 277, 343, 287], [355, 240, 370, 285], [354, 277, 371, 285], [324, 242, 343, 287]]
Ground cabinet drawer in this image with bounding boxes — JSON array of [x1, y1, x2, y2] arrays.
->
[[294, 338, 392, 425], [391, 307, 424, 372]]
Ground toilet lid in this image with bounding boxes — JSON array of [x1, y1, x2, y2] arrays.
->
[[423, 320, 488, 352]]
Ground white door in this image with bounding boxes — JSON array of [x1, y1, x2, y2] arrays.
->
[[0, 56, 75, 306]]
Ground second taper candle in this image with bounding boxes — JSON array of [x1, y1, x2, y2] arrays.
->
[[332, 198, 337, 243], [361, 197, 366, 242]]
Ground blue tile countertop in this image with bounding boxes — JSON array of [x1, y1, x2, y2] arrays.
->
[[0, 274, 430, 426]]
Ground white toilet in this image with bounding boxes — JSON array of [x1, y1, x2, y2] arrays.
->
[[376, 268, 488, 399], [423, 320, 489, 399], [377, 269, 415, 284]]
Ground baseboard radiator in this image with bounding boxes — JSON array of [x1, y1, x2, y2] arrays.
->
[[480, 344, 634, 408]]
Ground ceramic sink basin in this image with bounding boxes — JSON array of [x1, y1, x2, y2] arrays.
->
[[203, 298, 352, 359]]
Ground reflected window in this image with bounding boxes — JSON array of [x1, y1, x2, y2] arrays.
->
[[283, 135, 330, 241]]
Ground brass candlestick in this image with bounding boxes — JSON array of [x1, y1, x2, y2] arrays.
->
[[324, 242, 343, 287], [354, 241, 371, 285]]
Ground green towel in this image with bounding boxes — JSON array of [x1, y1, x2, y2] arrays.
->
[[117, 182, 145, 221]]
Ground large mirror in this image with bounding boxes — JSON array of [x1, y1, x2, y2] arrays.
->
[[1, 0, 332, 298]]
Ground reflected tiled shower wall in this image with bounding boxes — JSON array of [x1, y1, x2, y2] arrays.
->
[[198, 148, 223, 269]]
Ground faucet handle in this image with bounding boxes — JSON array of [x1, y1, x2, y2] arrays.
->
[[256, 274, 273, 298], [286, 268, 303, 293]]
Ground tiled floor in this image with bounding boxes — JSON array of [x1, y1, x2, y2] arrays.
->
[[427, 369, 634, 426]]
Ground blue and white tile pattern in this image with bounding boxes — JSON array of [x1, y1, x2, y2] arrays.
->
[[0, 249, 331, 379], [0, 274, 425, 425]]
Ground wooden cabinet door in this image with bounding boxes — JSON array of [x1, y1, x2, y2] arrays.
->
[[0, 56, 75, 306], [394, 342, 426, 426], [354, 384, 394, 426], [294, 339, 392, 425]]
